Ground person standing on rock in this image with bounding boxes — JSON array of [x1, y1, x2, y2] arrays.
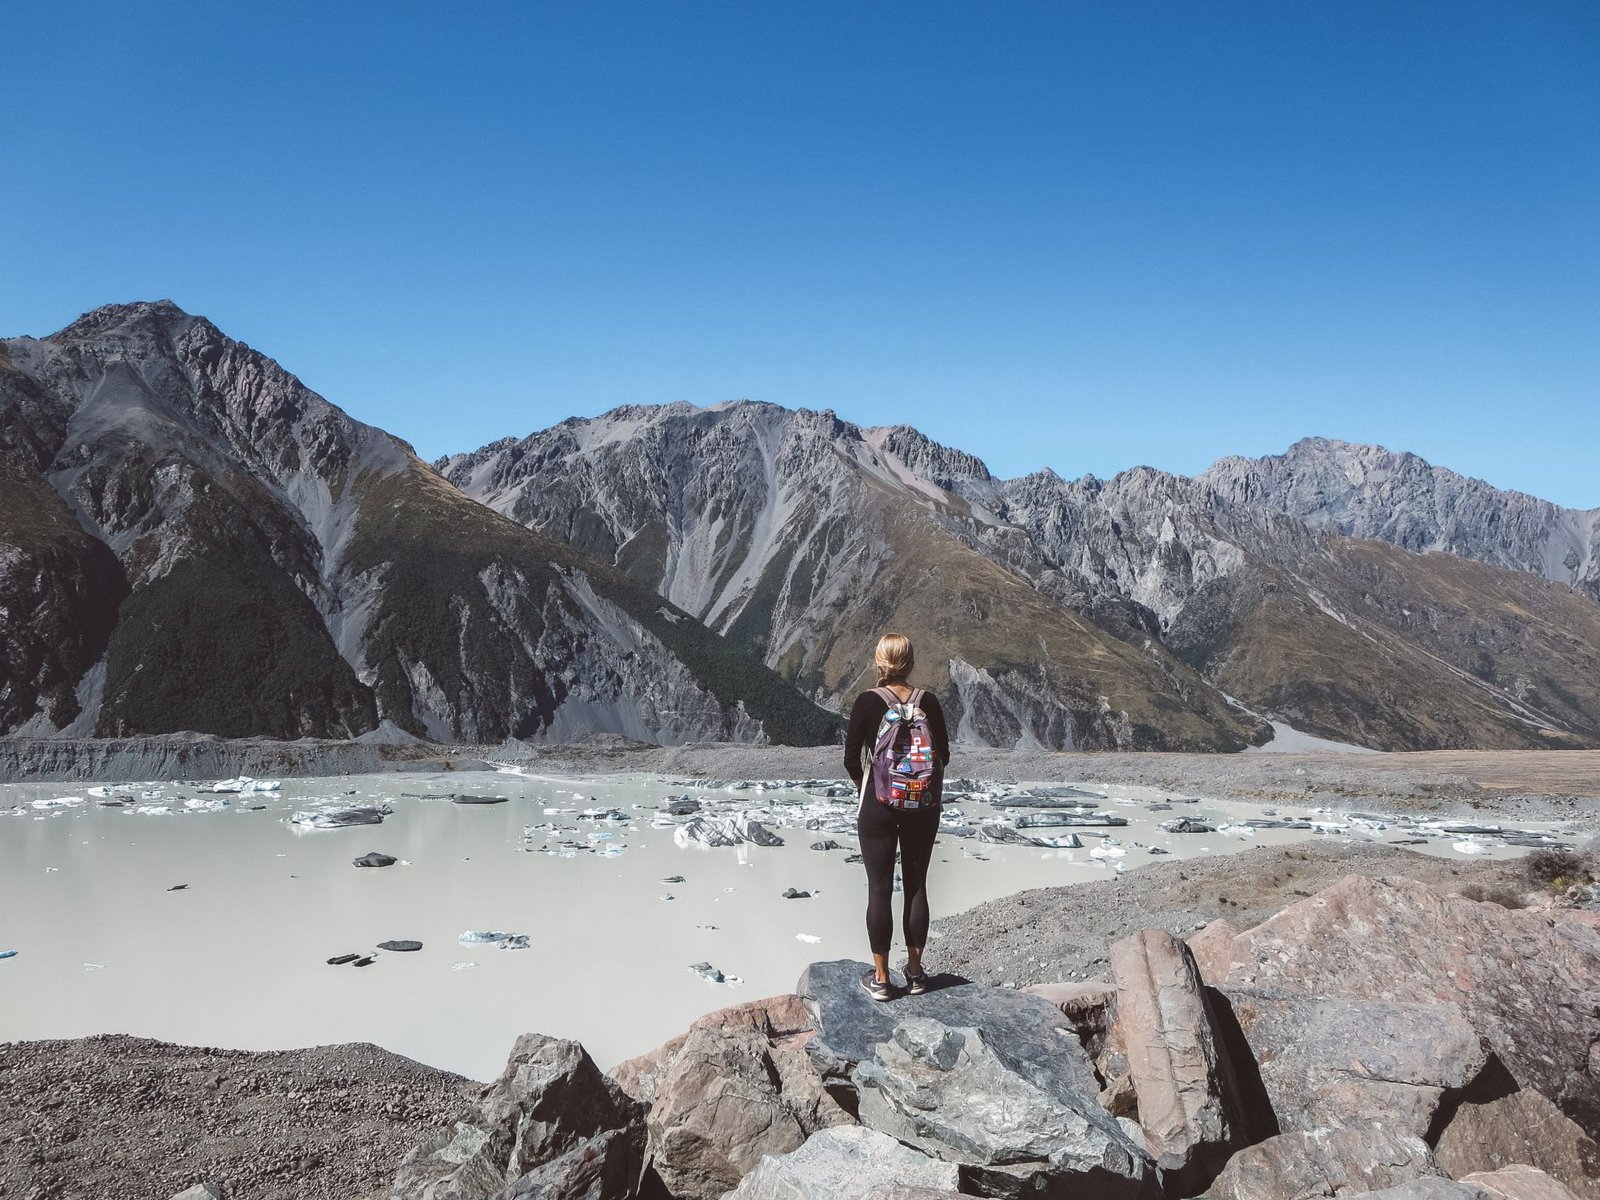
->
[[846, 633, 950, 1000]]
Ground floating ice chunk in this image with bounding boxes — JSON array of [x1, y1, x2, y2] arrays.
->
[[458, 931, 530, 949], [135, 805, 171, 816], [1215, 823, 1257, 838], [795, 934, 822, 944], [288, 804, 391, 829], [184, 798, 230, 812], [1453, 838, 1492, 855], [210, 777, 280, 794], [451, 962, 478, 971], [674, 817, 743, 848], [32, 797, 84, 810]]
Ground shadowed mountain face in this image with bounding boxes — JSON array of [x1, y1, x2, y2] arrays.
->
[[443, 404, 1600, 752], [0, 304, 838, 745]]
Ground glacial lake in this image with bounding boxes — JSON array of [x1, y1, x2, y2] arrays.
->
[[0, 768, 1566, 1081]]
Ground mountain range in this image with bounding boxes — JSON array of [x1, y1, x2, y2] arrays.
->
[[4, 301, 1598, 752]]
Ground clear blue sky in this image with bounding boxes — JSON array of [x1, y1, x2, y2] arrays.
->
[[5, 2, 1597, 506]]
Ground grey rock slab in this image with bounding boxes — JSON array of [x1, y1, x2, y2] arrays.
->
[[1207, 1123, 1442, 1200], [1219, 987, 1487, 1139], [354, 851, 398, 868], [724, 1126, 961, 1200], [1105, 930, 1243, 1189], [1341, 1181, 1489, 1200], [852, 1016, 1159, 1199], [1431, 1059, 1600, 1200], [168, 1187, 225, 1200], [796, 958, 1100, 1100], [1463, 1166, 1586, 1200], [391, 1032, 645, 1200], [610, 994, 851, 1200], [1209, 874, 1600, 1139]]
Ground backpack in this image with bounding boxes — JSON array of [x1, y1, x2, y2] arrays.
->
[[868, 686, 942, 811]]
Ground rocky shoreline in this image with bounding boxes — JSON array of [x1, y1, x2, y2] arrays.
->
[[5, 842, 1597, 1200], [3, 735, 1600, 821]]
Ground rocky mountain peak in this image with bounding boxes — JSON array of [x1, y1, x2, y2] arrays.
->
[[47, 299, 204, 347]]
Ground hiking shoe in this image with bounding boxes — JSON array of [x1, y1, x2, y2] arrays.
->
[[904, 969, 928, 996], [860, 971, 895, 1002]]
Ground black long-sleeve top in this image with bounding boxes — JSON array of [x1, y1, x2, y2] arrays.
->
[[844, 687, 952, 791]]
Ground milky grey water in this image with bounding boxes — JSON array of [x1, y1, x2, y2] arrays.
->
[[0, 769, 1562, 1081]]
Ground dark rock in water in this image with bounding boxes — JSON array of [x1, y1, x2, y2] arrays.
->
[[167, 884, 189, 891], [1160, 817, 1216, 834], [661, 875, 686, 884], [352, 956, 375, 967], [796, 959, 1102, 1100], [662, 797, 702, 816], [811, 840, 843, 851], [393, 1032, 646, 1200], [326, 953, 360, 965], [853, 1017, 1157, 1198], [1148, 846, 1170, 855], [844, 853, 864, 864], [451, 794, 509, 805], [782, 888, 812, 900], [353, 852, 397, 868], [690, 962, 726, 984], [377, 940, 423, 952]]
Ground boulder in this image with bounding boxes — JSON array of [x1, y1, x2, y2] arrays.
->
[[1341, 1182, 1488, 1200], [1432, 1058, 1600, 1200], [610, 994, 851, 1200], [723, 1126, 961, 1199], [1463, 1166, 1585, 1200], [1186, 919, 1241, 982], [1206, 1123, 1441, 1200], [354, 851, 398, 868], [1205, 875, 1600, 1137], [392, 1032, 645, 1200], [796, 959, 1100, 1101], [1022, 980, 1114, 1055], [853, 1016, 1158, 1199], [1104, 930, 1244, 1190], [1219, 987, 1486, 1139]]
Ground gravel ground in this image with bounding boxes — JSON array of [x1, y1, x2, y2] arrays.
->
[[929, 840, 1533, 988], [0, 1035, 474, 1200]]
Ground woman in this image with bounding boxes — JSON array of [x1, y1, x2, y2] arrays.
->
[[844, 633, 951, 1000]]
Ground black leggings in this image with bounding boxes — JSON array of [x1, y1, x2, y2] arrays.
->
[[857, 795, 939, 956]]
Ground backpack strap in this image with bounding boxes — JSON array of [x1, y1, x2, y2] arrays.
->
[[872, 686, 901, 708], [910, 688, 925, 709]]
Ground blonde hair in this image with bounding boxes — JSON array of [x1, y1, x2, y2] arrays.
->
[[873, 633, 915, 686]]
